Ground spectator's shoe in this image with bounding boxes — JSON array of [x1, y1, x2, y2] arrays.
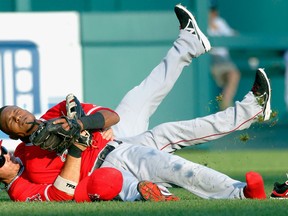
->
[[251, 68, 271, 121], [270, 181, 288, 199], [174, 4, 211, 52], [244, 171, 266, 199], [137, 181, 180, 202]]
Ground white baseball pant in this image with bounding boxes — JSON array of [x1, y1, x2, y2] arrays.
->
[[103, 30, 263, 201]]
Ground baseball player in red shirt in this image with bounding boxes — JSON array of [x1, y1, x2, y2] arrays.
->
[[0, 4, 271, 202], [0, 101, 123, 202]]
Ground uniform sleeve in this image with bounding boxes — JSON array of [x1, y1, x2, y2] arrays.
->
[[40, 100, 66, 120], [8, 172, 73, 202], [81, 103, 118, 116], [24, 145, 64, 184], [40, 101, 117, 120]]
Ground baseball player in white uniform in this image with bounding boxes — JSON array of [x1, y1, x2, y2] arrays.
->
[[99, 4, 271, 201]]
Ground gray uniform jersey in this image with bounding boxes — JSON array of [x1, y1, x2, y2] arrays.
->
[[101, 30, 262, 201]]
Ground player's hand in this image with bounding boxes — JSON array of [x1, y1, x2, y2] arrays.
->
[[52, 118, 70, 131], [101, 128, 114, 141], [73, 130, 90, 151], [52, 118, 84, 131]]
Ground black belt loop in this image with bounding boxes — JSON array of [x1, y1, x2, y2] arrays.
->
[[113, 139, 123, 145], [94, 140, 122, 169]]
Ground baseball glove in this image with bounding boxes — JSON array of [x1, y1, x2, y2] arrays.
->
[[66, 93, 86, 119], [66, 93, 92, 146], [29, 116, 81, 153]]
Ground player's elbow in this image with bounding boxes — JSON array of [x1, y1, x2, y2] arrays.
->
[[102, 111, 120, 128]]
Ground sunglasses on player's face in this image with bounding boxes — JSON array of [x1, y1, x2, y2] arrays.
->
[[0, 146, 8, 168]]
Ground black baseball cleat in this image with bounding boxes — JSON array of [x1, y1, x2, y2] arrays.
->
[[251, 68, 271, 121], [270, 181, 288, 199], [174, 4, 211, 52]]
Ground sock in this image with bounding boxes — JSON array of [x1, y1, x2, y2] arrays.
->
[[244, 171, 266, 199]]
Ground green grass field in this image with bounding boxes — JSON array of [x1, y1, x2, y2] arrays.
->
[[1, 149, 288, 216]]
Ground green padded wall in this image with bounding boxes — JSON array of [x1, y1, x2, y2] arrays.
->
[[80, 12, 212, 128], [217, 0, 288, 34]]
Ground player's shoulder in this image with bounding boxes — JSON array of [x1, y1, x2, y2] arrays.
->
[[82, 103, 107, 115]]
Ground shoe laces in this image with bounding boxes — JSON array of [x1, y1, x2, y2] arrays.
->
[[184, 19, 195, 34], [255, 92, 267, 106]]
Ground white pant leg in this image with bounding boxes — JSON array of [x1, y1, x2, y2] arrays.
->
[[120, 92, 262, 152], [113, 168, 142, 201], [102, 144, 246, 200], [113, 30, 206, 138]]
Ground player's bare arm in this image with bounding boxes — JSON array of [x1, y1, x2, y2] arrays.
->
[[53, 142, 86, 197], [77, 110, 119, 131], [52, 109, 119, 132], [98, 110, 120, 129]]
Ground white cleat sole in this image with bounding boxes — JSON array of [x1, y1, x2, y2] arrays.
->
[[258, 68, 271, 121]]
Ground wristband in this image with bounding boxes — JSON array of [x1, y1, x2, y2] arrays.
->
[[68, 144, 82, 158], [79, 112, 104, 130], [54, 175, 78, 195]]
